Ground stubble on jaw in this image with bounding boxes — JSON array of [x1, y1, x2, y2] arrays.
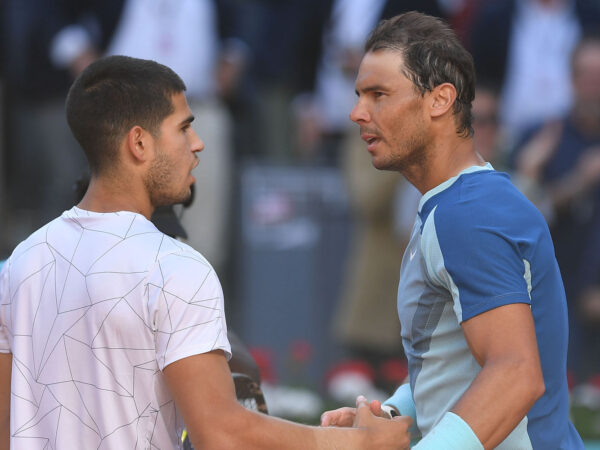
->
[[144, 150, 191, 207], [376, 116, 431, 175], [387, 135, 429, 173], [374, 85, 432, 171]]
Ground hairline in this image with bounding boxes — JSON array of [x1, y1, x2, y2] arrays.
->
[[365, 46, 436, 97]]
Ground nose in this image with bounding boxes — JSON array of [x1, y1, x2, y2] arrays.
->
[[191, 129, 204, 154], [349, 99, 369, 124]]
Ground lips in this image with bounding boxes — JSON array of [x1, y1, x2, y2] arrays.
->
[[361, 132, 381, 151], [189, 160, 198, 183]]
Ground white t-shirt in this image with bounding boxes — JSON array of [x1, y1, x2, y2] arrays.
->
[[0, 207, 231, 449]]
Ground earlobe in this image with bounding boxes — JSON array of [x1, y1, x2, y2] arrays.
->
[[430, 83, 457, 118]]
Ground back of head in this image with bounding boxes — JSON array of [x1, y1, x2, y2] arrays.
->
[[65, 55, 186, 175], [365, 11, 475, 137]]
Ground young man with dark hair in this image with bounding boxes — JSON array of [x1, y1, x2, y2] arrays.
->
[[0, 55, 412, 449], [321, 12, 583, 449]]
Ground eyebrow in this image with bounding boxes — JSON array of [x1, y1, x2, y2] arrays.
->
[[355, 84, 388, 96], [180, 115, 195, 126]]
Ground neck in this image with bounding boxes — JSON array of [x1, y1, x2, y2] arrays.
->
[[78, 173, 154, 219], [403, 135, 484, 194]]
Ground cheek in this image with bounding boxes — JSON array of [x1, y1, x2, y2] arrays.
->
[[385, 110, 409, 140], [378, 100, 410, 130]]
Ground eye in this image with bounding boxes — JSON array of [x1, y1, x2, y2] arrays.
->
[[373, 91, 385, 98], [182, 124, 191, 133]]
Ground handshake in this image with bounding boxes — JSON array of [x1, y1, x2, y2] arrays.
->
[[320, 395, 413, 450]]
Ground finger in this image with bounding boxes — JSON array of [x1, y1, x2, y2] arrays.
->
[[369, 399, 384, 417], [354, 395, 373, 426], [320, 411, 335, 427], [320, 408, 356, 427], [355, 395, 368, 409]]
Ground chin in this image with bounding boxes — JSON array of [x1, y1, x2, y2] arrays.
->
[[153, 190, 191, 208], [181, 190, 193, 205], [170, 193, 192, 206], [371, 156, 394, 172]]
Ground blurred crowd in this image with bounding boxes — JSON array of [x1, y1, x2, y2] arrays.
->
[[1, 0, 600, 403]]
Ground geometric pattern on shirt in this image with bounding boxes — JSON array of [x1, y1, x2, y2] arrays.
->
[[0, 208, 229, 449]]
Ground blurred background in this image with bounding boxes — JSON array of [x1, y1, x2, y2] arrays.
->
[[1, 0, 600, 442]]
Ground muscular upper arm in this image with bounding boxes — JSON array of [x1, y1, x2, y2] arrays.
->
[[456, 303, 545, 448], [461, 303, 541, 368], [0, 352, 11, 450], [163, 350, 241, 448]]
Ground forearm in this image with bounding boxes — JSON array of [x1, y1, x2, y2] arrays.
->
[[451, 358, 544, 449], [0, 415, 7, 450], [193, 404, 368, 450], [166, 351, 409, 449], [254, 412, 368, 450]]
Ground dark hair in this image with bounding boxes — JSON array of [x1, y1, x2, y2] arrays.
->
[[365, 11, 475, 137], [66, 55, 186, 174]]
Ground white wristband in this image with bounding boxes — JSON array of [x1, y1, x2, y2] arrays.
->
[[413, 412, 483, 450]]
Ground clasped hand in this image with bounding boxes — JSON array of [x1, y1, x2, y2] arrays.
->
[[321, 395, 412, 449]]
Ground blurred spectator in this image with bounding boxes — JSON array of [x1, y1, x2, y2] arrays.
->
[[333, 130, 407, 366], [512, 35, 600, 382], [443, 0, 491, 48], [471, 82, 557, 224], [247, 0, 330, 162], [471, 0, 600, 146]]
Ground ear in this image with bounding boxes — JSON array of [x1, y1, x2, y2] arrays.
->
[[429, 83, 457, 119], [125, 125, 154, 163]]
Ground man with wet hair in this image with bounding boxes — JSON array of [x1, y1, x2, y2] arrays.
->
[[322, 12, 583, 449]]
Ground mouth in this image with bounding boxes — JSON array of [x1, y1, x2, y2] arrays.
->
[[189, 163, 197, 183], [361, 133, 381, 151]]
